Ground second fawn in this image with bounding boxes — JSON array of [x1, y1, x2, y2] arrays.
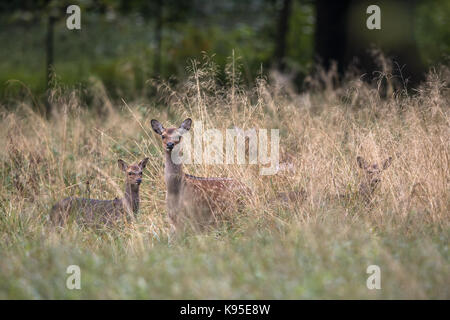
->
[[329, 156, 392, 205], [51, 158, 149, 226], [151, 118, 250, 231], [356, 156, 392, 202]]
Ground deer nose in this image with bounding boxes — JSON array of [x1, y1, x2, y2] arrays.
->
[[136, 178, 142, 184], [166, 142, 174, 150]]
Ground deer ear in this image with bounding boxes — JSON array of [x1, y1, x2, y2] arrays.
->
[[118, 159, 128, 172], [357, 156, 367, 169], [179, 118, 192, 134], [139, 157, 149, 169], [151, 119, 164, 135], [382, 157, 393, 170]]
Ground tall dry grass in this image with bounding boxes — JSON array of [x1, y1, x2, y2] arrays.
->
[[0, 57, 448, 299]]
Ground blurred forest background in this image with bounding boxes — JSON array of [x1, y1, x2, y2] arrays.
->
[[0, 0, 449, 112]]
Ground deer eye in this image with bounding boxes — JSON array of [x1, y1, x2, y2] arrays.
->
[[161, 135, 166, 139], [128, 172, 133, 176]]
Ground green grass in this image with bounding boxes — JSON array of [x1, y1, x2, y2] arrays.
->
[[0, 213, 448, 299]]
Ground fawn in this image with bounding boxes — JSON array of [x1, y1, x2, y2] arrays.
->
[[356, 156, 393, 202], [51, 158, 149, 226], [151, 118, 250, 231]]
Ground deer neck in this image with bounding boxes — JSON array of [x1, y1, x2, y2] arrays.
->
[[124, 183, 140, 214], [358, 181, 376, 201], [165, 151, 184, 195]]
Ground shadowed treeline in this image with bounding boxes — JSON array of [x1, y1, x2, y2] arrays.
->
[[0, 0, 449, 114]]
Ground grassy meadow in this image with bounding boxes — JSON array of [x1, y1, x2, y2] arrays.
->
[[0, 60, 449, 299]]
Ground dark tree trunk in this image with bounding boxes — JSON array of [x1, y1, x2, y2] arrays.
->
[[314, 0, 351, 74], [345, 0, 426, 87], [154, 0, 163, 77], [275, 0, 293, 71], [314, 0, 426, 87]]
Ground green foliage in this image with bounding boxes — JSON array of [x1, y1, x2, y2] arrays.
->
[[416, 0, 450, 64], [286, 1, 315, 73], [0, 220, 448, 299], [1, 0, 449, 105]]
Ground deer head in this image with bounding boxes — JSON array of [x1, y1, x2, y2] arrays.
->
[[357, 156, 392, 198], [151, 118, 192, 152], [118, 158, 149, 189]]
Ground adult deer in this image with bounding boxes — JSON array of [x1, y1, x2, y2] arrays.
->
[[151, 118, 250, 231], [51, 158, 149, 226]]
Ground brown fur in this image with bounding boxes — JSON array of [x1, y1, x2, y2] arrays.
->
[[50, 158, 149, 226], [151, 118, 250, 232], [356, 156, 392, 202]]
